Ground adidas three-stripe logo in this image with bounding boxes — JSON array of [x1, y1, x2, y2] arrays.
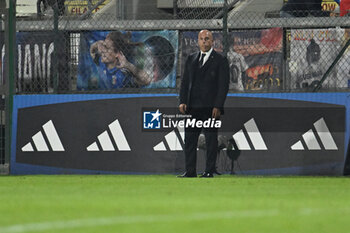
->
[[86, 119, 131, 151], [291, 118, 338, 150], [153, 118, 267, 151], [20, 118, 338, 152], [21, 120, 65, 152], [153, 124, 185, 151], [232, 118, 267, 150]]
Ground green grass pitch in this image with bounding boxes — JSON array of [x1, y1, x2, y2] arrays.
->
[[0, 175, 349, 233]]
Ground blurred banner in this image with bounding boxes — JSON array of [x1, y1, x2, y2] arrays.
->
[[181, 28, 283, 91], [230, 28, 283, 91], [321, 0, 339, 12], [65, 0, 111, 15], [16, 32, 69, 93], [289, 28, 344, 90], [77, 30, 178, 90]]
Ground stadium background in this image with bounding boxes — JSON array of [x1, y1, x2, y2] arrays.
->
[[1, 0, 350, 175], [1, 2, 350, 232]]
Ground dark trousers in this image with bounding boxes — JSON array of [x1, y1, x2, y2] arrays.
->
[[184, 109, 218, 174]]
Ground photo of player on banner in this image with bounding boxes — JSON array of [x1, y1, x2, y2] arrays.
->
[[289, 28, 344, 90], [227, 36, 248, 91], [77, 30, 178, 90], [230, 28, 283, 91]]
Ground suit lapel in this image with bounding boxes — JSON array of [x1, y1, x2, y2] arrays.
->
[[187, 52, 201, 95], [192, 52, 201, 67]]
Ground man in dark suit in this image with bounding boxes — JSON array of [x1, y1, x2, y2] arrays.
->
[[178, 30, 229, 178]]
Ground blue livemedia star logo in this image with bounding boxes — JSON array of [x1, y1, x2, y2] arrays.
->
[[143, 109, 162, 129]]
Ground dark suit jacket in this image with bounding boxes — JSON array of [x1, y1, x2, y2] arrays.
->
[[179, 50, 229, 114]]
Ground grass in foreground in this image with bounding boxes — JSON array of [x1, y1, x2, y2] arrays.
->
[[0, 175, 349, 233]]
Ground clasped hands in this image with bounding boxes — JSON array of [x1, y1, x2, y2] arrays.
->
[[179, 104, 221, 119]]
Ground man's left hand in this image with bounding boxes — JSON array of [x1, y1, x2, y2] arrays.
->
[[212, 108, 221, 119]]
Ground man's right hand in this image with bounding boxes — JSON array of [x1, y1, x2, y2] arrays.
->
[[179, 104, 187, 114]]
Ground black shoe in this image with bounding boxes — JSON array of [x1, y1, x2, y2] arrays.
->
[[177, 172, 197, 178], [199, 172, 214, 178]]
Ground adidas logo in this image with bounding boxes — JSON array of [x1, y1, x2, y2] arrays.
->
[[20, 118, 338, 153], [153, 124, 184, 151], [232, 118, 267, 150], [291, 118, 338, 151], [86, 119, 131, 151], [153, 118, 267, 151], [21, 120, 65, 152]]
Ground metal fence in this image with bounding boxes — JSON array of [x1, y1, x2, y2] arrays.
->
[[0, 8, 8, 172], [4, 0, 350, 94]]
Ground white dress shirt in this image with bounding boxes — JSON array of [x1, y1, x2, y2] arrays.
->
[[199, 47, 213, 66]]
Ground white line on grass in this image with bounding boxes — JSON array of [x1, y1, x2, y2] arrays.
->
[[0, 209, 279, 233]]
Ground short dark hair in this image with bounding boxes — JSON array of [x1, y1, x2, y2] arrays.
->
[[106, 31, 142, 60]]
